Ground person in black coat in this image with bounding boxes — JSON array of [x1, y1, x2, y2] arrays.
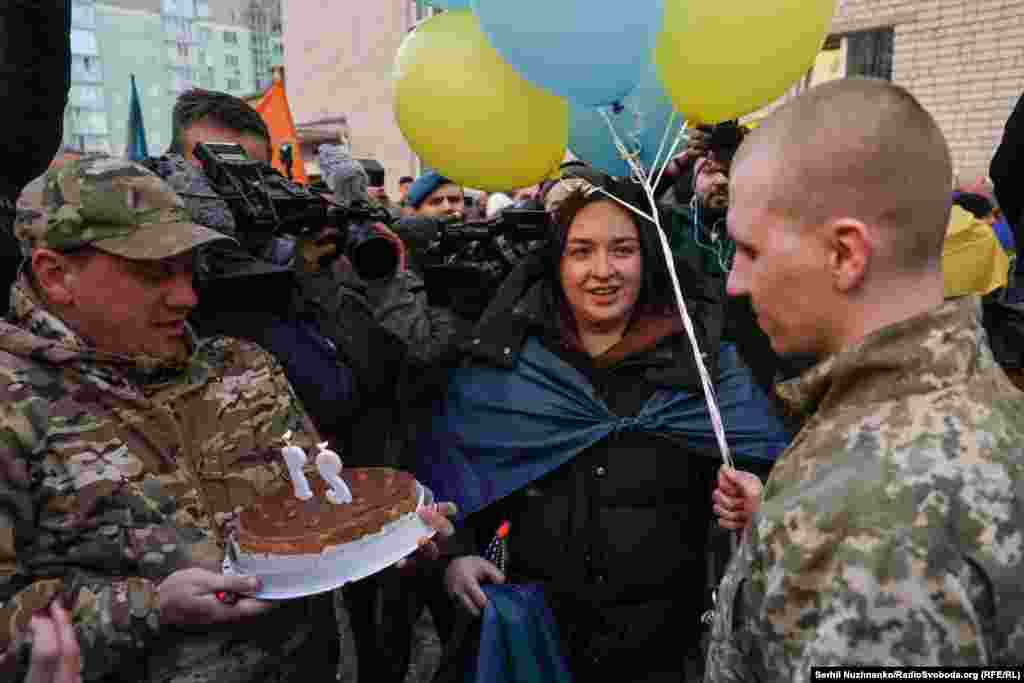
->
[[1, 0, 71, 316], [991, 91, 1024, 243], [986, 92, 1024, 387], [425, 181, 783, 682]]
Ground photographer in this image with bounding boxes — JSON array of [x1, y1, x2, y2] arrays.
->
[[992, 91, 1023, 248], [149, 89, 407, 456], [992, 90, 1024, 305], [406, 172, 465, 220], [665, 122, 815, 396], [655, 124, 714, 208], [311, 151, 474, 683], [355, 170, 553, 682]]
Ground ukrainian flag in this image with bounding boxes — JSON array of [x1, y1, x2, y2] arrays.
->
[[125, 74, 149, 162]]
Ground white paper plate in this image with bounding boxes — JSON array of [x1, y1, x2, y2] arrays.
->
[[222, 484, 436, 600]]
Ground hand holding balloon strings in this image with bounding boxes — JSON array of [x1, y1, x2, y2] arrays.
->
[[595, 109, 734, 471]]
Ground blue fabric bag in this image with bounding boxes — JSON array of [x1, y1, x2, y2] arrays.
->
[[471, 584, 573, 683]]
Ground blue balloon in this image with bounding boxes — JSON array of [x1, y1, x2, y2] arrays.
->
[[472, 0, 664, 107], [568, 61, 678, 178]]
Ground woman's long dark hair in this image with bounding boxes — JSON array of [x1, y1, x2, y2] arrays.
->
[[548, 179, 675, 321]]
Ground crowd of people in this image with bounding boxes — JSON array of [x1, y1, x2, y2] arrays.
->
[[1, 3, 1023, 683]]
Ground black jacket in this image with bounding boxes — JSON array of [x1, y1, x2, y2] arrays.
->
[[992, 92, 1024, 239], [1, 0, 71, 314], [445, 253, 725, 678], [290, 264, 409, 465]]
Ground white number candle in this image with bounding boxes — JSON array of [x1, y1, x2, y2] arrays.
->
[[281, 430, 313, 500], [315, 442, 353, 505]]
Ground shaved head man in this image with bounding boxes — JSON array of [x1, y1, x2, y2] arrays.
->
[[726, 77, 951, 357], [706, 78, 1024, 682]]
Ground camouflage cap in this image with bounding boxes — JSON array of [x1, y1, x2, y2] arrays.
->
[[15, 155, 233, 260]]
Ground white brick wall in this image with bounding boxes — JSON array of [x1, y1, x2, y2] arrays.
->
[[284, 0, 1024, 189], [832, 0, 1024, 181]]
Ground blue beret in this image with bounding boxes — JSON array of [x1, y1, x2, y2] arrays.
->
[[407, 172, 456, 209]]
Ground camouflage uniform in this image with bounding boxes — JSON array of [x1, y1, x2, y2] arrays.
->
[[705, 297, 1024, 682], [0, 157, 335, 682]]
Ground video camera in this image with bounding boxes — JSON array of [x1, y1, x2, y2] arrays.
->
[[193, 141, 400, 281], [421, 208, 550, 320]]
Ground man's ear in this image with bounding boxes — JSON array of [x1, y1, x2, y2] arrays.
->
[[827, 218, 871, 293], [30, 249, 77, 306]]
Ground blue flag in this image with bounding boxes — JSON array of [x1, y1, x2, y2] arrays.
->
[[125, 74, 148, 162]]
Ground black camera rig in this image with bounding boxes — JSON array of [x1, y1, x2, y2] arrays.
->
[[193, 141, 400, 281], [421, 208, 550, 320]]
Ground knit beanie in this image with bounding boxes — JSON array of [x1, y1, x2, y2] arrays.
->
[[406, 172, 453, 209]]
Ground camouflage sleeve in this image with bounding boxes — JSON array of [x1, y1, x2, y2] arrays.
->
[[703, 528, 758, 683], [239, 340, 322, 452], [1, 576, 160, 683], [0, 410, 162, 680], [752, 530, 991, 683]]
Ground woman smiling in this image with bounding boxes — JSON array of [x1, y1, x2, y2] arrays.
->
[[418, 180, 787, 682]]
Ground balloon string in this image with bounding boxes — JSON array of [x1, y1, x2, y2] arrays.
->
[[597, 109, 734, 471], [650, 110, 678, 179], [651, 120, 688, 198]]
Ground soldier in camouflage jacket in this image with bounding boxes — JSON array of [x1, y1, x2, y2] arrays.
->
[[706, 79, 1024, 681], [0, 156, 336, 683]]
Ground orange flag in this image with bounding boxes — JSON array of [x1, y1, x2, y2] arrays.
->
[[254, 79, 307, 184]]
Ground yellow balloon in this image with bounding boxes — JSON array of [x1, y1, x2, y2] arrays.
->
[[654, 0, 836, 124], [393, 11, 569, 192]]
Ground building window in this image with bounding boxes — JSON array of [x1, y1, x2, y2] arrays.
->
[[201, 67, 215, 88], [76, 134, 111, 154], [227, 78, 241, 91], [167, 43, 193, 63], [70, 28, 99, 56], [179, 0, 195, 18], [70, 84, 103, 109], [273, 43, 283, 57], [197, 27, 211, 44], [71, 54, 102, 82], [71, 1, 96, 29], [161, 0, 192, 17], [70, 108, 109, 135], [226, 54, 239, 67], [846, 28, 894, 81], [170, 66, 195, 93], [163, 16, 192, 41], [195, 0, 209, 18], [224, 31, 238, 45]]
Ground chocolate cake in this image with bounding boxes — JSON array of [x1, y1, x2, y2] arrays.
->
[[237, 467, 420, 556]]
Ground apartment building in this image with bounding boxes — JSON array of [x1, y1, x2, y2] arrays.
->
[[65, 0, 284, 156]]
